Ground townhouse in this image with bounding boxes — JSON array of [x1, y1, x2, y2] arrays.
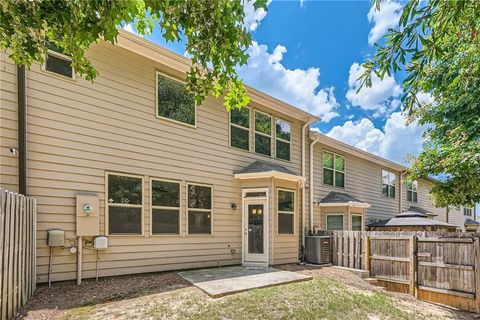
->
[[308, 132, 476, 233], [0, 30, 475, 284]]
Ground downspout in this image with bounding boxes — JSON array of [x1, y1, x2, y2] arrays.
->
[[309, 136, 319, 231], [301, 120, 315, 254], [17, 66, 27, 195], [399, 170, 407, 213]]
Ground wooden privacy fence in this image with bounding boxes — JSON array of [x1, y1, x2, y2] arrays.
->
[[331, 231, 480, 313], [0, 189, 36, 320]]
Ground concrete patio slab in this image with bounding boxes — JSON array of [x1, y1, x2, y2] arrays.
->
[[178, 266, 312, 297]]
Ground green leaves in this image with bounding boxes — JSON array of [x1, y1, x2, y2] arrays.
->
[[360, 0, 480, 207], [0, 0, 268, 110]]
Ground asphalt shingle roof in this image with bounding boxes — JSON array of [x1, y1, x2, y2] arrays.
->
[[319, 191, 366, 204], [235, 160, 297, 176]]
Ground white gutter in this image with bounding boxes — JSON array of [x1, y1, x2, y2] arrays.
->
[[309, 136, 319, 231]]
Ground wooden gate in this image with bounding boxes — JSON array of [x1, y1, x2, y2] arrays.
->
[[367, 235, 415, 295], [416, 237, 480, 312]]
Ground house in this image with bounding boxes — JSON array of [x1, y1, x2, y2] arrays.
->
[[308, 132, 474, 232], [0, 29, 474, 284]]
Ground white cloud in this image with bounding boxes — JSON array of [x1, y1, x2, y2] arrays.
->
[[243, 0, 271, 32], [237, 42, 340, 121], [367, 0, 402, 45], [325, 112, 427, 164], [346, 62, 402, 117]]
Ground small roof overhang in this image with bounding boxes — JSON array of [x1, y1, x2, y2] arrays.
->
[[234, 160, 305, 183], [465, 218, 480, 226], [315, 191, 371, 208], [368, 217, 457, 229]]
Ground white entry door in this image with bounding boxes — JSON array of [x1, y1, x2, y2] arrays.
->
[[243, 198, 268, 265]]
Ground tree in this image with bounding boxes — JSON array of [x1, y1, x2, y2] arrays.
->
[[0, 0, 267, 110], [359, 0, 480, 207]]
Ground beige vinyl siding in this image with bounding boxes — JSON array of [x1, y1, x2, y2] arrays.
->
[[402, 178, 446, 221], [448, 206, 466, 229], [0, 52, 19, 191], [1, 40, 305, 282], [311, 142, 400, 229]]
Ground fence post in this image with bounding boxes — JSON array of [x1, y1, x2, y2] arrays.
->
[[474, 237, 480, 313], [365, 234, 370, 274], [409, 235, 416, 297]]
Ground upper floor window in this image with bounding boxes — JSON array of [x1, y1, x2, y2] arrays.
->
[[323, 151, 345, 188], [151, 179, 180, 235], [230, 107, 250, 151], [156, 72, 196, 126], [406, 180, 418, 202], [275, 119, 291, 161], [44, 43, 74, 79], [107, 173, 143, 235], [278, 189, 295, 234], [382, 170, 396, 198], [464, 207, 473, 217], [254, 111, 272, 156], [187, 183, 213, 234]]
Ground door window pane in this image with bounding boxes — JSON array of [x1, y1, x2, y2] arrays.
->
[[157, 73, 195, 125], [326, 215, 343, 231], [248, 204, 264, 253]]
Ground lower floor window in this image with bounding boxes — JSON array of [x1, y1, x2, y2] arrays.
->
[[188, 211, 211, 234], [278, 189, 295, 234], [326, 214, 343, 231], [108, 207, 142, 234], [152, 209, 180, 234], [351, 215, 362, 231]]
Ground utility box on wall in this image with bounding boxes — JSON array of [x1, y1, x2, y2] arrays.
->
[[76, 194, 100, 236]]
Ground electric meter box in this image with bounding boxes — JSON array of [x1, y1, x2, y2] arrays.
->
[[93, 236, 108, 250], [76, 194, 100, 236], [47, 229, 65, 247]]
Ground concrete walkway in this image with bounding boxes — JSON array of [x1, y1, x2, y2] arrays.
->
[[178, 266, 312, 297]]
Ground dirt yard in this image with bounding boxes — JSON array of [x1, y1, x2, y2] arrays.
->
[[16, 265, 479, 320]]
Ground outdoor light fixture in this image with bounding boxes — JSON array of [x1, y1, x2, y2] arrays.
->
[[231, 203, 237, 210]]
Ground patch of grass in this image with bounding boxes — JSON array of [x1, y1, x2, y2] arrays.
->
[[61, 304, 96, 320], [145, 278, 416, 320]]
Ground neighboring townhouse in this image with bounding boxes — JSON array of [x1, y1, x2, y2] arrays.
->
[[1, 30, 318, 283], [308, 132, 469, 232]]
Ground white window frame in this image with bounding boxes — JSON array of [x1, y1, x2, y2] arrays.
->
[[155, 70, 197, 128], [381, 169, 396, 198], [277, 188, 296, 235], [150, 178, 182, 236], [464, 207, 473, 217], [229, 106, 251, 151], [406, 180, 418, 203], [322, 150, 346, 188], [253, 110, 273, 157], [42, 49, 76, 80], [105, 172, 144, 236], [275, 118, 291, 162], [351, 214, 363, 231], [326, 213, 344, 231], [186, 182, 213, 235]]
